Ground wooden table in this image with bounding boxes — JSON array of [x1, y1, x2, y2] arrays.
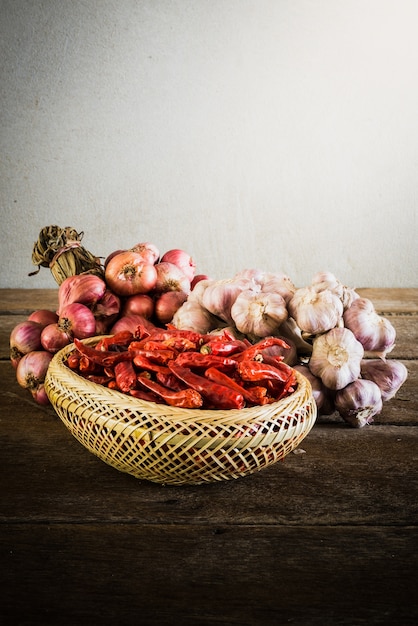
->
[[1, 289, 417, 626]]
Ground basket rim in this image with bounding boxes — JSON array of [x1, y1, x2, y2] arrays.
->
[[45, 336, 314, 425]]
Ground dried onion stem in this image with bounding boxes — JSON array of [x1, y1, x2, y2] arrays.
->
[[29, 225, 104, 285]]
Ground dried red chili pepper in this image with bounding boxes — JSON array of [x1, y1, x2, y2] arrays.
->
[[234, 337, 290, 362], [200, 339, 248, 356], [137, 376, 203, 408], [114, 360, 137, 393], [132, 353, 171, 375], [204, 367, 268, 405], [156, 371, 187, 391], [237, 360, 290, 383], [129, 388, 160, 403], [95, 330, 134, 351], [168, 362, 245, 410], [173, 352, 237, 370], [131, 348, 177, 365], [73, 338, 132, 367]]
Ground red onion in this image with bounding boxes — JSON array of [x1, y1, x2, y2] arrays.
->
[[16, 350, 53, 390], [130, 242, 160, 265], [27, 309, 59, 326], [58, 274, 107, 314], [31, 384, 51, 406], [105, 251, 158, 296], [360, 359, 408, 401], [335, 379, 383, 428], [154, 291, 188, 325], [58, 303, 97, 339], [41, 323, 72, 353], [110, 314, 156, 336], [121, 294, 154, 319], [154, 262, 191, 294], [160, 249, 196, 282], [94, 289, 120, 316], [10, 321, 43, 361], [104, 249, 126, 267]]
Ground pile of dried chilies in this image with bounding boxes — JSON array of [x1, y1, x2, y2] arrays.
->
[[67, 326, 297, 410]]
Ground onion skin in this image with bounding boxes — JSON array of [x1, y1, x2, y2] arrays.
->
[[10, 321, 43, 361], [335, 379, 383, 428], [110, 314, 156, 336], [131, 242, 160, 265], [105, 251, 158, 296], [360, 359, 408, 401], [58, 274, 107, 314], [160, 249, 196, 282], [154, 262, 191, 294], [58, 303, 97, 339], [27, 309, 59, 326], [41, 323, 71, 353], [154, 291, 188, 325], [191, 274, 211, 290], [31, 384, 51, 406], [121, 294, 154, 319], [16, 350, 53, 391]]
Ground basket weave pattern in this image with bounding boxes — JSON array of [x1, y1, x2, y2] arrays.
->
[[45, 341, 317, 485]]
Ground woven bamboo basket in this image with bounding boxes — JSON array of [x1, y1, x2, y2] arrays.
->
[[44, 338, 317, 485]]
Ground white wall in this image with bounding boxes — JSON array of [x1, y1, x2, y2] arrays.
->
[[1, 0, 417, 289]]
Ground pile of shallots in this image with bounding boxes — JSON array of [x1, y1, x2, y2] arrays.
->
[[10, 242, 206, 405], [171, 270, 408, 427]]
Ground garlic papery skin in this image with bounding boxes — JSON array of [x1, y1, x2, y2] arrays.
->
[[230, 290, 288, 337], [201, 278, 253, 325], [335, 379, 383, 428], [343, 298, 396, 358], [309, 327, 364, 390], [360, 359, 408, 401], [288, 286, 343, 335], [171, 300, 219, 334], [259, 272, 296, 304]]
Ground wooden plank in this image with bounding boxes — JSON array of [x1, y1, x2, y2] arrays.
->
[[1, 523, 417, 625], [357, 288, 418, 313], [0, 289, 58, 314], [1, 363, 417, 526]]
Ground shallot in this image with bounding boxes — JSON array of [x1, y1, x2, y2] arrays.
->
[[41, 323, 72, 353], [58, 303, 97, 339], [160, 249, 196, 282], [154, 291, 188, 325], [27, 309, 59, 326], [10, 321, 43, 361], [105, 251, 158, 296], [16, 350, 53, 391], [154, 262, 191, 294], [58, 274, 106, 314]]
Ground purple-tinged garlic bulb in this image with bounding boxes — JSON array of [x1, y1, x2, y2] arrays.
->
[[335, 379, 383, 428], [360, 359, 408, 401], [343, 298, 396, 358]]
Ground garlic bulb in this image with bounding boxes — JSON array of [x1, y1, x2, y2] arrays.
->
[[188, 278, 214, 306], [343, 298, 396, 357], [309, 327, 364, 390], [201, 278, 252, 325], [335, 379, 383, 428], [288, 286, 343, 335], [259, 272, 296, 304], [171, 300, 218, 334], [293, 364, 329, 412], [360, 359, 408, 401], [278, 317, 313, 356], [230, 290, 288, 337], [310, 271, 359, 311]]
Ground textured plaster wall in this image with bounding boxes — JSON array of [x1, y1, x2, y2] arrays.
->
[[1, 0, 417, 289]]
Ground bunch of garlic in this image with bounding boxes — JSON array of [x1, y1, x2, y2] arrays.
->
[[171, 269, 407, 427]]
